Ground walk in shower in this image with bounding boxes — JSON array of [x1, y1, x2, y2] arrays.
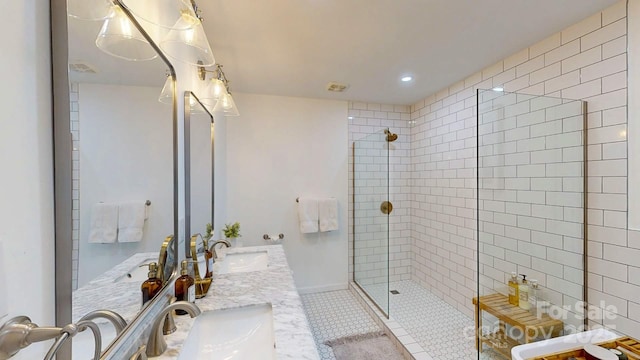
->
[[351, 90, 587, 359]]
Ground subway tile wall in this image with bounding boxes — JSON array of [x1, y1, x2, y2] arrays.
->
[[409, 1, 631, 331], [348, 103, 412, 287], [70, 82, 80, 290]]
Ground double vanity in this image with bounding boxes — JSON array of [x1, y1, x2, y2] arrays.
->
[[72, 244, 319, 359]]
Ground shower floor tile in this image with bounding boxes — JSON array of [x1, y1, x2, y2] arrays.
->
[[303, 282, 503, 360], [301, 289, 381, 360], [383, 280, 502, 360]]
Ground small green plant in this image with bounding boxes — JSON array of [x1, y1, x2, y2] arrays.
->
[[223, 222, 241, 238], [205, 223, 213, 239]]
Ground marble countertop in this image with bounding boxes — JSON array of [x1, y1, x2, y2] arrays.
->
[[155, 244, 320, 360], [72, 252, 158, 324]]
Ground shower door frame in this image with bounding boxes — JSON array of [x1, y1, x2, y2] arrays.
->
[[351, 129, 391, 319]]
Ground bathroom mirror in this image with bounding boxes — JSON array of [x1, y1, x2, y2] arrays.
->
[[57, 2, 179, 358], [185, 91, 215, 256]]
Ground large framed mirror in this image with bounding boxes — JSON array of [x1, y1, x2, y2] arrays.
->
[[185, 91, 215, 257], [54, 1, 179, 358]]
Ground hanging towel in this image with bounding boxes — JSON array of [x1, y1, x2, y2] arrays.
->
[[118, 202, 146, 243], [319, 198, 339, 232], [89, 203, 118, 244], [297, 197, 319, 233]]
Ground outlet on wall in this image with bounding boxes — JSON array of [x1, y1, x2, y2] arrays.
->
[[0, 237, 7, 320]]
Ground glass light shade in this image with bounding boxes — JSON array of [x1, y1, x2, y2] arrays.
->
[[96, 6, 158, 61], [214, 92, 239, 117], [68, 0, 113, 21], [158, 75, 174, 104], [189, 96, 206, 114], [159, 15, 215, 66], [125, 0, 198, 30], [200, 78, 225, 108]]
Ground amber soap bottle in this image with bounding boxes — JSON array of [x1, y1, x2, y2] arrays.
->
[[175, 260, 195, 315], [141, 262, 163, 306]]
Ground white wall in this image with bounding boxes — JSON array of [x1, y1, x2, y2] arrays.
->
[[0, 0, 55, 358], [225, 93, 348, 292], [78, 83, 174, 286]]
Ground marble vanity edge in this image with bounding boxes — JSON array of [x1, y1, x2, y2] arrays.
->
[[156, 244, 321, 360]]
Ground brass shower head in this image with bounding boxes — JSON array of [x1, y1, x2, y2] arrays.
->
[[384, 129, 398, 142]]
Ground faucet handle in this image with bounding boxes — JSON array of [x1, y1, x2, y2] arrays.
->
[[129, 344, 147, 360]]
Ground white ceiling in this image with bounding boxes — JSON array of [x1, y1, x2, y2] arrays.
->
[[69, 0, 622, 105]]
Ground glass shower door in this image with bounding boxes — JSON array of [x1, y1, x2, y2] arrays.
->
[[353, 129, 390, 317]]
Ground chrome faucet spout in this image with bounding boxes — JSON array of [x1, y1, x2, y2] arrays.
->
[[146, 301, 201, 357], [79, 309, 127, 335], [209, 239, 231, 259]]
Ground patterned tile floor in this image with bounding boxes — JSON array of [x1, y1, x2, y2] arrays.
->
[[303, 281, 502, 360], [301, 290, 381, 360]]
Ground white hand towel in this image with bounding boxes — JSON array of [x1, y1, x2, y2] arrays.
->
[[89, 203, 118, 244], [297, 198, 319, 233], [118, 202, 146, 243], [319, 198, 338, 232]]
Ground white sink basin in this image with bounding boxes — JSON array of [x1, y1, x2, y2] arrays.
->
[[178, 303, 276, 360], [216, 251, 268, 274], [512, 329, 621, 360], [113, 258, 156, 283]]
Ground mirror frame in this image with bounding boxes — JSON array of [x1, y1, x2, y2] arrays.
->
[[52, 1, 179, 358], [184, 91, 215, 258]]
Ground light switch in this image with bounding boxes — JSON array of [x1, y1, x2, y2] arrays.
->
[[0, 237, 8, 320]]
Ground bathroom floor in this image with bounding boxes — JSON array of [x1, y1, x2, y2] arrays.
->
[[301, 289, 382, 360], [303, 281, 502, 360]]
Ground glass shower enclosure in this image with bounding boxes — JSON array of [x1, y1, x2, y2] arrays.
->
[[476, 89, 588, 358], [352, 129, 391, 316]]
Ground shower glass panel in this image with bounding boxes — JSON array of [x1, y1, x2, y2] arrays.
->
[[476, 89, 587, 357], [353, 129, 390, 317]]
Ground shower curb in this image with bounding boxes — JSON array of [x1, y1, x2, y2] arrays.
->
[[349, 282, 434, 360]]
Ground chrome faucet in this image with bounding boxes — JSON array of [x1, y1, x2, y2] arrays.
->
[[79, 309, 127, 335], [146, 301, 201, 357], [209, 239, 231, 259]]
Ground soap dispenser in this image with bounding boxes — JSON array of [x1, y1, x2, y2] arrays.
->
[[174, 260, 195, 315], [141, 262, 163, 306], [518, 274, 530, 310], [529, 279, 540, 317], [508, 272, 519, 306]]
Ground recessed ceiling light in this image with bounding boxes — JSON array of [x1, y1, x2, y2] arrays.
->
[[348, 116, 354, 120], [492, 87, 504, 92], [401, 76, 413, 82]]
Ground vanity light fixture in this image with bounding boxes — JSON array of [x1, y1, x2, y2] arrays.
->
[[159, 2, 215, 66], [123, 0, 198, 30], [198, 64, 240, 116], [96, 5, 158, 61], [158, 73, 174, 104]]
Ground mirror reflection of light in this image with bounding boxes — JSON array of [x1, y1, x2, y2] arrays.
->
[[620, 130, 627, 139]]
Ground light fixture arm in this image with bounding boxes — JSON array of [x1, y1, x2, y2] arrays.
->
[[190, 0, 204, 22], [197, 63, 233, 94]]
